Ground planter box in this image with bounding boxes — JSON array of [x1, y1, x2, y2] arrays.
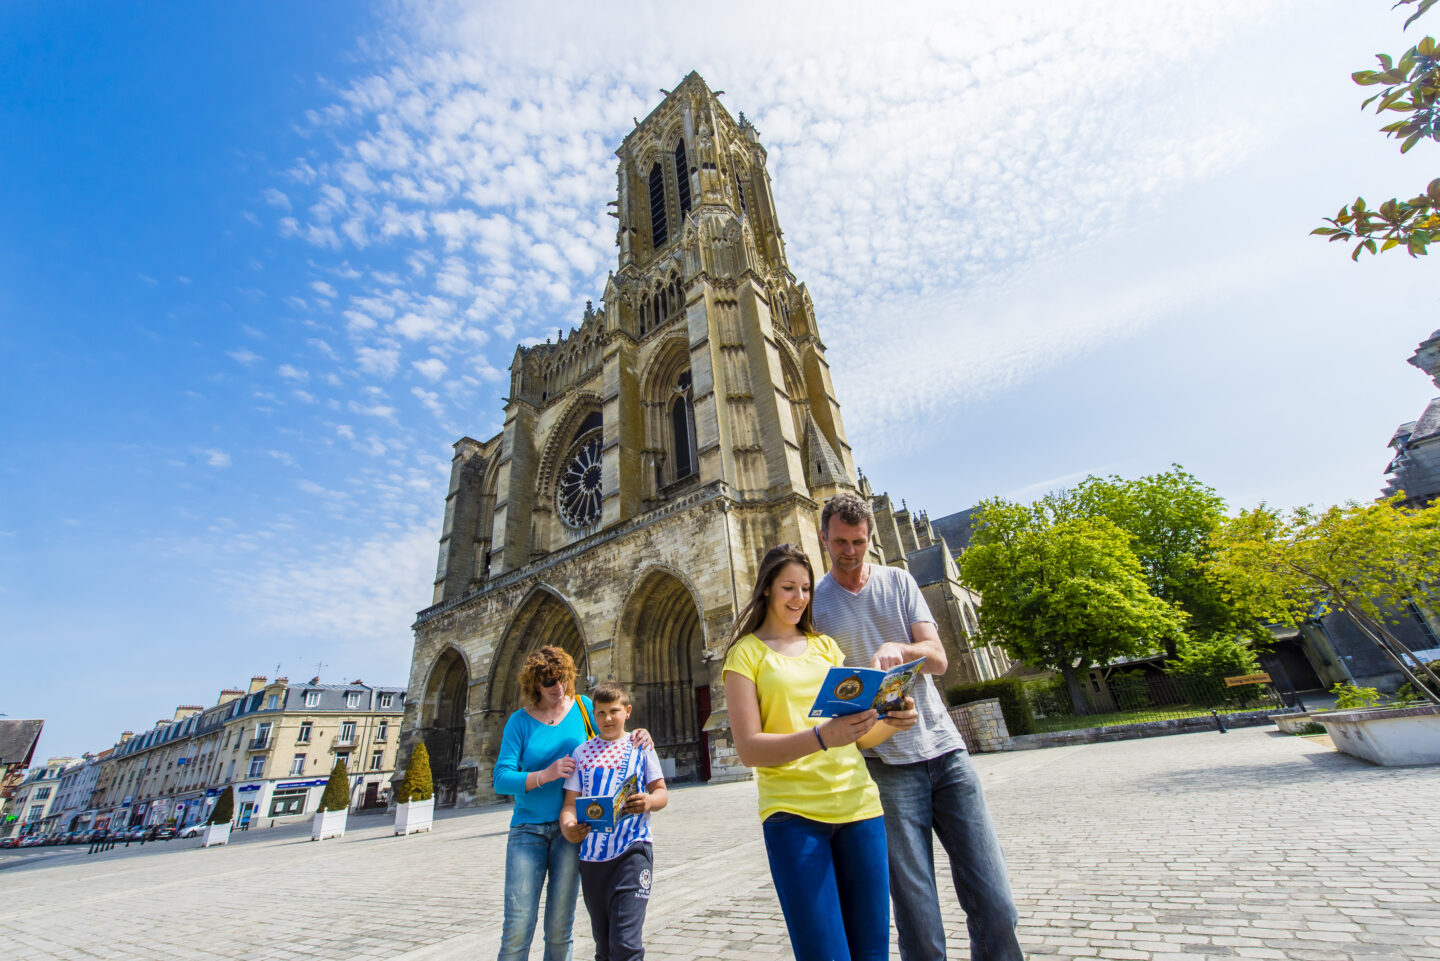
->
[[311, 807, 348, 841], [394, 798, 434, 836], [202, 822, 231, 848], [1317, 704, 1440, 766], [1270, 711, 1323, 735]]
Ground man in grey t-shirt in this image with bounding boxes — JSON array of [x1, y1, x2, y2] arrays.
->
[[813, 491, 1024, 961]]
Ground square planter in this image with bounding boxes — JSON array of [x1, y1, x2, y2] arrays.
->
[[1317, 704, 1440, 765], [311, 807, 348, 841], [202, 822, 231, 848], [394, 798, 434, 836]]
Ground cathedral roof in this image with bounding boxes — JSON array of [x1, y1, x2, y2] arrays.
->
[[802, 414, 847, 491], [930, 507, 981, 554], [1410, 398, 1440, 444], [905, 543, 950, 588]]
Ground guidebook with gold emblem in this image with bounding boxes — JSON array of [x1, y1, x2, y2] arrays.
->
[[808, 657, 926, 719], [575, 769, 640, 833]]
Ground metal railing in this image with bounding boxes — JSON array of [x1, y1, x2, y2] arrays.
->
[[1028, 672, 1284, 733]]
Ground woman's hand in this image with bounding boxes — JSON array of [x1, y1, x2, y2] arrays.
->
[[817, 710, 879, 749], [631, 728, 654, 750], [541, 756, 576, 785], [560, 820, 590, 844], [879, 697, 918, 730]]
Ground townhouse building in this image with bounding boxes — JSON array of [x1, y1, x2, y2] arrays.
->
[[4, 757, 78, 838], [90, 675, 406, 830], [49, 750, 110, 834]]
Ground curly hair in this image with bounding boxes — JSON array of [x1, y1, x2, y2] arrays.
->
[[517, 645, 577, 707], [821, 490, 874, 536]]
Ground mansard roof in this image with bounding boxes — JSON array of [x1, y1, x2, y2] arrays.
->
[[0, 718, 44, 768]]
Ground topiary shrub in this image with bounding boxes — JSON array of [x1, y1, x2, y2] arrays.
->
[[395, 741, 434, 805], [209, 786, 234, 825], [318, 758, 351, 812], [945, 678, 1036, 736]]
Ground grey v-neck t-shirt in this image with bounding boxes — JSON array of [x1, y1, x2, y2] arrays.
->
[[812, 564, 967, 763]]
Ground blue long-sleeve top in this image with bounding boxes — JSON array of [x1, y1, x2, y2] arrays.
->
[[493, 695, 593, 825]]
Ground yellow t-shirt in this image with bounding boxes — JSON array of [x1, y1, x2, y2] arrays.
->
[[722, 632, 884, 824]]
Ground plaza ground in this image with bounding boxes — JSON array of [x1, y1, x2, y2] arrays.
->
[[1, 726, 1436, 961]]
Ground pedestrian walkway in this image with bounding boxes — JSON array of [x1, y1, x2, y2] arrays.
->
[[0, 726, 1435, 960]]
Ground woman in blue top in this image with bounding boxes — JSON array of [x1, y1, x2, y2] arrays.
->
[[492, 646, 651, 961]]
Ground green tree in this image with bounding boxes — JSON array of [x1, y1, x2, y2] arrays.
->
[[1056, 466, 1255, 651], [318, 758, 351, 812], [208, 786, 234, 825], [1210, 496, 1440, 704], [1314, 0, 1438, 258], [959, 501, 1187, 715], [395, 741, 434, 805]]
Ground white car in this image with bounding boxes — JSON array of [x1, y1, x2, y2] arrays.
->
[[178, 824, 206, 838]]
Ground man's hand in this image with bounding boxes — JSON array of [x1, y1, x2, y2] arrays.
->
[[871, 642, 911, 670], [622, 792, 653, 815], [879, 697, 918, 731], [560, 819, 590, 844], [817, 710, 878, 749]]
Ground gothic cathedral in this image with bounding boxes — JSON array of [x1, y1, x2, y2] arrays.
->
[[401, 74, 1010, 806]]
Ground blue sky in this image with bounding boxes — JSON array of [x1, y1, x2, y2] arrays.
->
[[3, 0, 1436, 761]]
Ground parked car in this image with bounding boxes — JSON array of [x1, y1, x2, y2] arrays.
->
[[149, 826, 176, 841], [178, 823, 205, 838], [0, 837, 17, 849]]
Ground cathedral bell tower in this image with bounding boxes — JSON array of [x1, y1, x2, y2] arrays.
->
[[408, 74, 865, 804]]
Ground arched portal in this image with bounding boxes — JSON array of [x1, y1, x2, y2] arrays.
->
[[420, 647, 469, 807], [621, 569, 709, 781], [488, 588, 590, 719]]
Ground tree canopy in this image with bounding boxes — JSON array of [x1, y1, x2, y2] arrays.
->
[[1210, 495, 1440, 702], [959, 500, 1187, 714], [1314, 0, 1438, 258]]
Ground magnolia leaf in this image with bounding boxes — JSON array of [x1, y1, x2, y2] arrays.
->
[[1402, 130, 1424, 152]]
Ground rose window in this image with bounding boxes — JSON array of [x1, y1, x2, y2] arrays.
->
[[557, 431, 604, 528]]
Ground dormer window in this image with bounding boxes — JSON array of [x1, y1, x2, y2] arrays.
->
[[346, 692, 361, 709], [304, 691, 320, 708]]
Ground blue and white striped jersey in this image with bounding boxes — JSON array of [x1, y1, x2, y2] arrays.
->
[[564, 733, 663, 862]]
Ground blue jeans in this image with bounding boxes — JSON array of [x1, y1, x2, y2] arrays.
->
[[761, 813, 889, 961], [498, 821, 581, 961], [866, 751, 1024, 961]]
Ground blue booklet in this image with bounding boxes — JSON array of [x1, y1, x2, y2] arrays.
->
[[576, 770, 640, 833], [808, 657, 926, 718]]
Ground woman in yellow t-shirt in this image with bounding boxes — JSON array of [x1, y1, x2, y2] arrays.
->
[[722, 542, 917, 961]]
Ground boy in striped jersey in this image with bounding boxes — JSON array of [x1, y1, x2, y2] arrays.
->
[[560, 681, 668, 961]]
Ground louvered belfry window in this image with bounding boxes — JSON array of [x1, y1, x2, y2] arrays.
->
[[649, 162, 668, 249], [674, 140, 691, 219]]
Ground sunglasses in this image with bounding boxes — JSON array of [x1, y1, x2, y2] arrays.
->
[[538, 674, 563, 688]]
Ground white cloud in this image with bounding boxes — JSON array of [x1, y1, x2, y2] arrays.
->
[[311, 280, 338, 299], [204, 449, 232, 468], [278, 364, 309, 381], [228, 348, 261, 365], [355, 345, 401, 377], [412, 357, 448, 381]]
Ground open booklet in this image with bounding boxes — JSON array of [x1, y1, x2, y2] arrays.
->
[[808, 656, 926, 719], [576, 770, 640, 833]]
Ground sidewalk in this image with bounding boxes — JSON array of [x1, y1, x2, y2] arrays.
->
[[0, 726, 1436, 960]]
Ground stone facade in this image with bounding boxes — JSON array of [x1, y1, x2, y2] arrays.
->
[[946, 698, 1012, 753], [402, 73, 1012, 807]]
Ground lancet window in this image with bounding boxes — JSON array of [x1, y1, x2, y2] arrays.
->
[[674, 140, 691, 220], [649, 162, 668, 249]]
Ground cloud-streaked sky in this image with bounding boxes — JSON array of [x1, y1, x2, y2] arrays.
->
[[3, 1, 1435, 759]]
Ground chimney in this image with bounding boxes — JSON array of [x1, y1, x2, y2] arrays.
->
[[118, 731, 134, 744], [217, 688, 245, 706], [276, 676, 289, 685], [173, 705, 202, 722], [248, 675, 268, 694]]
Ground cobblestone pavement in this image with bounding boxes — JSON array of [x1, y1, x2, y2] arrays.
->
[[1, 726, 1436, 961]]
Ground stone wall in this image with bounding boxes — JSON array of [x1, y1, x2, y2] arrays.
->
[[947, 698, 1012, 753]]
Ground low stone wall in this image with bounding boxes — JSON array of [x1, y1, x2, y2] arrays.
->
[[947, 698, 1012, 753], [1010, 709, 1278, 750]]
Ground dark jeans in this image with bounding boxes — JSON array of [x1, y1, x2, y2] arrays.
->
[[579, 841, 653, 961], [761, 813, 889, 961], [866, 751, 1024, 961]]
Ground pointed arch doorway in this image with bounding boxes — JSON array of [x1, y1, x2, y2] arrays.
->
[[622, 570, 710, 782], [420, 648, 470, 807], [488, 586, 591, 723]]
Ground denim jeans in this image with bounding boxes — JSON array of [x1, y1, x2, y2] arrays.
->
[[498, 821, 581, 961], [761, 813, 889, 961], [865, 751, 1024, 961]]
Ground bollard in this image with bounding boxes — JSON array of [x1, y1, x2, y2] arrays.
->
[[1211, 709, 1228, 733]]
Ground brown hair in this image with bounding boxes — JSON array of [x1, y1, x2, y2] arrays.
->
[[592, 680, 630, 707], [518, 646, 577, 708], [726, 543, 816, 654], [821, 491, 874, 537]]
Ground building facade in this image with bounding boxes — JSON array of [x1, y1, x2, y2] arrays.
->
[[89, 676, 406, 830], [401, 74, 1011, 808], [4, 757, 78, 838]]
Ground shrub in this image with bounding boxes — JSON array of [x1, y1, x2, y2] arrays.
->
[[1169, 634, 1263, 708], [945, 679, 1035, 736], [395, 741, 434, 805], [1331, 682, 1382, 710], [318, 758, 351, 812], [1292, 721, 1327, 736], [208, 786, 234, 825]]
